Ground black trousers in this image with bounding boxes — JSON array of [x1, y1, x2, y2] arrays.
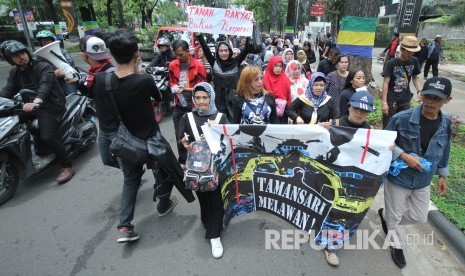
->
[[382, 100, 411, 129], [173, 105, 191, 164], [196, 188, 224, 239], [424, 58, 439, 78], [20, 109, 71, 167]]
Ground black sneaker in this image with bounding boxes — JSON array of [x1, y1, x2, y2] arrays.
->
[[378, 208, 388, 235], [117, 227, 140, 243], [157, 195, 178, 217], [390, 246, 406, 268]]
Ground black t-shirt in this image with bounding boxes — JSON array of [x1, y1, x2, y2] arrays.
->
[[317, 59, 337, 76], [112, 73, 161, 140], [420, 113, 440, 156], [339, 87, 356, 118], [382, 57, 420, 103], [338, 115, 371, 129]]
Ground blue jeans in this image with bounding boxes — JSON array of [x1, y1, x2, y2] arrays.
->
[[117, 159, 143, 230], [98, 128, 119, 169]]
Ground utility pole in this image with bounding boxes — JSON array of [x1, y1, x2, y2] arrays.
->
[[294, 0, 300, 37], [15, 0, 35, 51]]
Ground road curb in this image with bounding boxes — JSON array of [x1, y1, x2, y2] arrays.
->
[[428, 210, 465, 263]]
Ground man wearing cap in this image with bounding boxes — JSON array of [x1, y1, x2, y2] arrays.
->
[[424, 35, 443, 80], [379, 77, 453, 268], [73, 35, 118, 168], [320, 90, 374, 266], [381, 36, 422, 128]]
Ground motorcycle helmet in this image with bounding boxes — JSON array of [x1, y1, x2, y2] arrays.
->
[[1, 40, 13, 58], [157, 37, 171, 53], [3, 40, 32, 66], [36, 30, 56, 41]]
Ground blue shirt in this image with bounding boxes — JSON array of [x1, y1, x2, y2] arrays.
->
[[386, 105, 451, 189]]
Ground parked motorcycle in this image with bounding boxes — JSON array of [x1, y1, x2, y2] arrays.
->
[[0, 89, 98, 205], [146, 66, 172, 123]]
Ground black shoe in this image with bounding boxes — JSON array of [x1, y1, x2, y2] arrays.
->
[[390, 246, 406, 268], [157, 195, 178, 217], [117, 227, 140, 243], [378, 208, 388, 235]]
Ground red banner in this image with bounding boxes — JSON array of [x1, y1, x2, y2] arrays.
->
[[310, 3, 326, 16]]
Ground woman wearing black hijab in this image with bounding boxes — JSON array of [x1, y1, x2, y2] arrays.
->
[[195, 29, 253, 118]]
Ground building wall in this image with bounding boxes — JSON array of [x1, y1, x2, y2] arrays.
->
[[418, 22, 465, 43]]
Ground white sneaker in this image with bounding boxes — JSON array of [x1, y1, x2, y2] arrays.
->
[[210, 237, 223, 259]]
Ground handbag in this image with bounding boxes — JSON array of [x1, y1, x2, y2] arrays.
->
[[184, 112, 222, 192], [105, 73, 149, 165], [275, 98, 287, 117]]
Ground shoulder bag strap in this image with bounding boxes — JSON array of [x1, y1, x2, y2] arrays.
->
[[187, 112, 202, 141], [214, 112, 223, 123], [104, 72, 122, 122]]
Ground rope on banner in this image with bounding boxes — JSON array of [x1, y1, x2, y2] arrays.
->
[[223, 125, 240, 204]]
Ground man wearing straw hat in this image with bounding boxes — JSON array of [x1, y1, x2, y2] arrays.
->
[[381, 36, 422, 128]]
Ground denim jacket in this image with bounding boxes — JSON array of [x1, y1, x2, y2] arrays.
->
[[386, 105, 451, 189]]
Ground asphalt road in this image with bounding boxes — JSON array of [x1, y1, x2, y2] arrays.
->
[[0, 52, 464, 275]]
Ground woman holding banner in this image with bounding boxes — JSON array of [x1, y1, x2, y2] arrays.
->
[[230, 66, 278, 125], [195, 22, 254, 118], [286, 72, 336, 124]]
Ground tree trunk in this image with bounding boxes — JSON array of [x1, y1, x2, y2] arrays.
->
[[286, 0, 296, 35], [107, 0, 113, 27], [44, 0, 59, 24], [342, 0, 379, 82], [117, 0, 125, 27], [272, 0, 278, 34], [79, 6, 93, 22]]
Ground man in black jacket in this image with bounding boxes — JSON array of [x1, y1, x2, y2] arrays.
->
[[317, 47, 340, 76], [1, 40, 74, 183], [148, 37, 175, 68]]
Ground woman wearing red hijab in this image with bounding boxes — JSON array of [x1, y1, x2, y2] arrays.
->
[[264, 56, 292, 124]]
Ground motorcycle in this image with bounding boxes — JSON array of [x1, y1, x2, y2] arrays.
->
[[146, 66, 173, 123], [0, 89, 98, 205]]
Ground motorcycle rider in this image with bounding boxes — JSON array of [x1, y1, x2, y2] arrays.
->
[[36, 30, 75, 67], [0, 40, 75, 183], [35, 30, 77, 95], [147, 37, 175, 68]]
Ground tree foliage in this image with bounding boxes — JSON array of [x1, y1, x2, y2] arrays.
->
[[234, 0, 288, 33], [449, 0, 465, 26]]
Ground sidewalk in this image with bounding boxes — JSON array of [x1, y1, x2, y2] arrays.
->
[[438, 63, 465, 78]]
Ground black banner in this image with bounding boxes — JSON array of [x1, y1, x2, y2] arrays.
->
[[253, 170, 332, 235], [60, 0, 79, 37], [396, 0, 423, 34]]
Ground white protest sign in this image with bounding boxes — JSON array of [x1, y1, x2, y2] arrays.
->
[[187, 6, 253, 36]]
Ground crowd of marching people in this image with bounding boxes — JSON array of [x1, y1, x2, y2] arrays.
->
[[0, 22, 453, 271]]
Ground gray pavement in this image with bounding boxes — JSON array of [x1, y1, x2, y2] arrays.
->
[[0, 49, 464, 275]]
